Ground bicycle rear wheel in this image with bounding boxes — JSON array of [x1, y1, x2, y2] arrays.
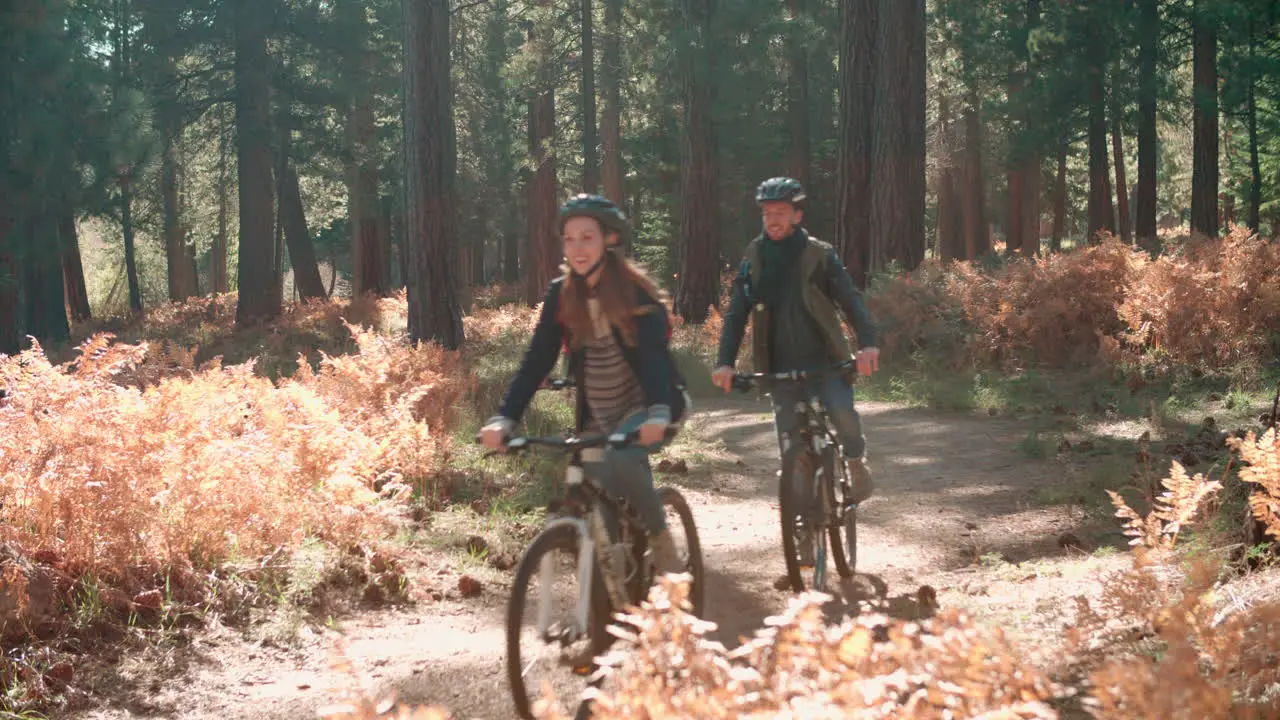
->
[[826, 451, 856, 579], [506, 519, 612, 720]]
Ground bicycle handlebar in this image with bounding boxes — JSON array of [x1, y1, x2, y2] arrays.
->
[[731, 359, 856, 391], [474, 425, 679, 455]]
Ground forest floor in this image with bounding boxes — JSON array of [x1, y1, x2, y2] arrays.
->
[[56, 390, 1186, 720]]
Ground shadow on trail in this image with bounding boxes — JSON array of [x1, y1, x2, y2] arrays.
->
[[70, 631, 220, 719], [701, 565, 938, 652]]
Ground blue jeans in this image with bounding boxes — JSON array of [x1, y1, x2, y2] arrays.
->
[[769, 373, 866, 513], [583, 410, 668, 537]]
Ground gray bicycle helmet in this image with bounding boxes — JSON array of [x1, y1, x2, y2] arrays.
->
[[755, 177, 806, 205], [557, 193, 632, 245]]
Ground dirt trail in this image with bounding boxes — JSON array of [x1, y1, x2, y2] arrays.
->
[[68, 394, 1114, 720]]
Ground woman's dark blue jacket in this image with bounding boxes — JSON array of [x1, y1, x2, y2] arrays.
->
[[496, 276, 687, 431]]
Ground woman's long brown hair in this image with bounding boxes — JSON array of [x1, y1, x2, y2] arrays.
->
[[558, 250, 667, 349]]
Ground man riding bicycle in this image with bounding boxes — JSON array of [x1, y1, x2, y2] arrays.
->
[[711, 177, 881, 571]]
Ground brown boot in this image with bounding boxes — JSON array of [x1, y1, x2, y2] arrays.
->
[[847, 457, 874, 503], [649, 529, 685, 576]]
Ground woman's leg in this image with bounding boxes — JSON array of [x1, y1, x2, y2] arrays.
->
[[583, 412, 683, 574]]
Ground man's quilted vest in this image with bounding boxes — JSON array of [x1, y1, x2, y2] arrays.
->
[[743, 234, 852, 373]]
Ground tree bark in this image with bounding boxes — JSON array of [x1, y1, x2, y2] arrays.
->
[[60, 211, 91, 322], [113, 0, 143, 315], [581, 0, 599, 193], [1190, 0, 1218, 238], [233, 0, 280, 325], [158, 60, 198, 303], [0, 212, 20, 354], [1245, 16, 1261, 234], [835, 0, 874, 285], [1087, 60, 1115, 242], [960, 84, 987, 259], [1051, 145, 1066, 252], [1111, 108, 1131, 244], [212, 101, 230, 294], [524, 0, 560, 305], [935, 92, 964, 261], [869, 0, 926, 272], [786, 0, 810, 189], [280, 164, 327, 301], [675, 0, 719, 323], [601, 0, 623, 205], [341, 0, 388, 298], [21, 209, 69, 345], [404, 0, 464, 348], [1134, 0, 1158, 248], [121, 177, 143, 314], [1006, 0, 1040, 257]]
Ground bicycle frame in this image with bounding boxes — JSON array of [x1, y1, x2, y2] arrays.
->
[[507, 431, 660, 644]]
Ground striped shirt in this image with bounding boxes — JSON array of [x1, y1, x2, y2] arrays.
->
[[583, 300, 645, 432]]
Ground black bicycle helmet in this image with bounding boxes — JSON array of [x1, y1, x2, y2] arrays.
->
[[755, 176, 806, 205], [557, 193, 632, 245]]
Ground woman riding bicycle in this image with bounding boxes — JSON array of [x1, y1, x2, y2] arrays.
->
[[479, 193, 687, 577]]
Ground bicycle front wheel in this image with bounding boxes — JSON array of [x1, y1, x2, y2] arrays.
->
[[506, 519, 612, 720], [655, 486, 706, 616], [779, 446, 827, 592]]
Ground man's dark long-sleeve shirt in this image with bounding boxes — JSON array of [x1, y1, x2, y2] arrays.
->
[[717, 230, 877, 370]]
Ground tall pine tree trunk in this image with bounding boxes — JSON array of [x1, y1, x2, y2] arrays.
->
[[869, 0, 925, 272], [1005, 29, 1024, 254], [1245, 17, 1261, 234], [0, 197, 19, 354], [581, 0, 599, 193], [404, 0, 464, 348], [960, 84, 986, 259], [161, 113, 198, 301], [1006, 0, 1040, 257], [524, 0, 559, 305], [935, 92, 964, 261], [1087, 57, 1115, 242], [835, 0, 874, 285], [113, 0, 143, 315], [212, 101, 230, 293], [121, 177, 143, 314], [600, 0, 623, 206], [342, 0, 388, 298], [1051, 146, 1066, 252], [1111, 107, 1131, 244], [280, 164, 327, 300], [0, 242, 18, 354], [60, 211, 91, 322], [1190, 0, 1218, 238], [155, 44, 198, 304], [675, 0, 719, 323], [1134, 0, 1159, 248], [22, 208, 70, 344], [233, 0, 280, 325], [786, 0, 810, 190]]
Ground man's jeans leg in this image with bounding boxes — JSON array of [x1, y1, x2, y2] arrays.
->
[[817, 374, 867, 459]]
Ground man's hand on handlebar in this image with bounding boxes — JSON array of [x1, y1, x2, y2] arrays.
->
[[856, 347, 880, 377], [712, 365, 735, 393], [479, 418, 513, 451]]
